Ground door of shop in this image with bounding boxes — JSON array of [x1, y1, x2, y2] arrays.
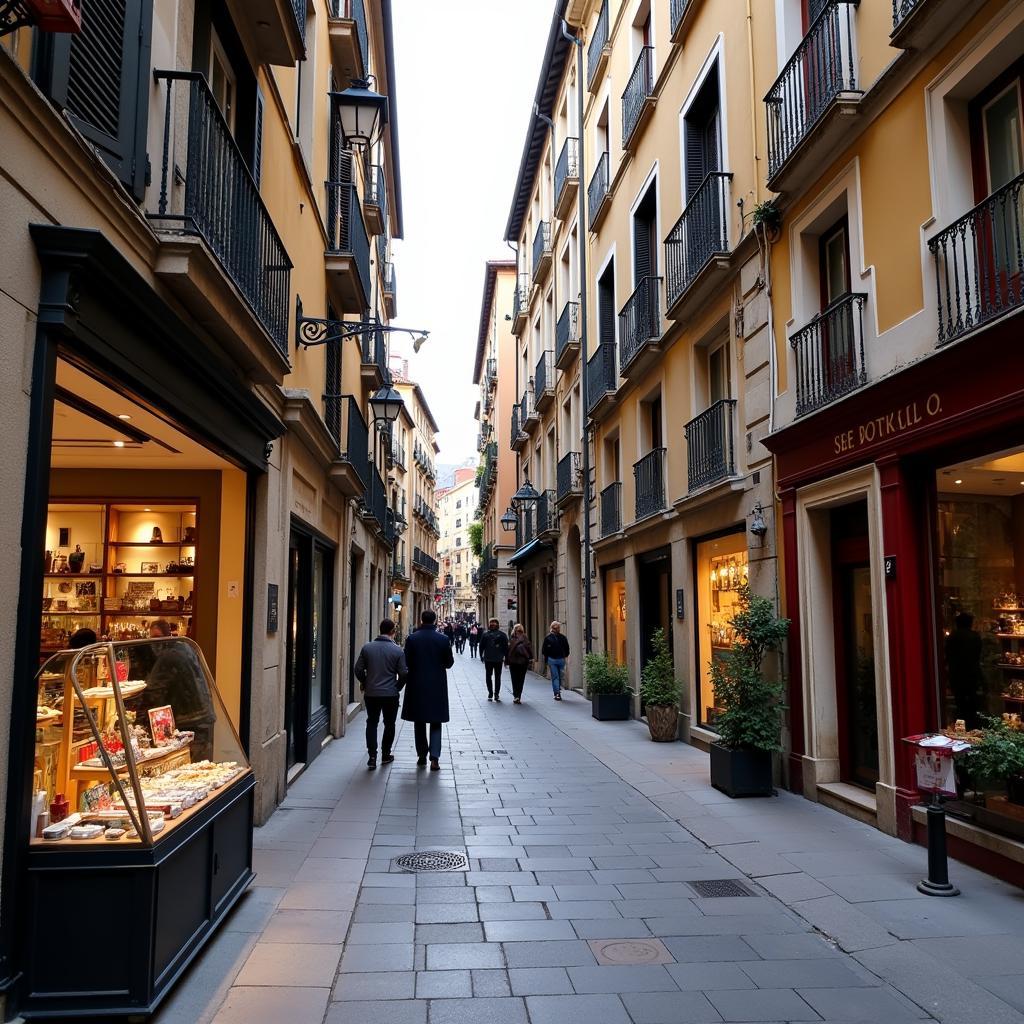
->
[[638, 549, 672, 715], [831, 503, 879, 789]]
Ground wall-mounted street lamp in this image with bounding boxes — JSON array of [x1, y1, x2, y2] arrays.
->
[[750, 501, 769, 542], [330, 78, 389, 150], [500, 507, 518, 533], [510, 479, 541, 510], [369, 385, 404, 425]]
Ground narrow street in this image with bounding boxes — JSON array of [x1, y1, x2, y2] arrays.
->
[[158, 652, 1024, 1024]]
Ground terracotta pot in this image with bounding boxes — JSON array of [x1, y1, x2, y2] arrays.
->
[[646, 704, 678, 742]]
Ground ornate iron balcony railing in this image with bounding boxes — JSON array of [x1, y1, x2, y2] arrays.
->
[[556, 301, 580, 363], [586, 342, 617, 412], [665, 172, 732, 308], [619, 276, 662, 368], [557, 452, 583, 502], [332, 0, 368, 68], [151, 71, 292, 354], [361, 326, 387, 378], [685, 399, 737, 492], [326, 178, 372, 303], [892, 0, 924, 29], [588, 151, 610, 229], [555, 137, 579, 208], [928, 171, 1024, 347], [325, 394, 369, 488], [622, 46, 654, 147], [790, 292, 867, 416], [600, 482, 621, 537], [535, 350, 554, 401], [587, 0, 609, 87], [633, 447, 667, 521], [532, 220, 552, 280], [670, 0, 695, 37], [365, 163, 386, 222]]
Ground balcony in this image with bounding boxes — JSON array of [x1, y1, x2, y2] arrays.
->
[[392, 559, 410, 582], [517, 489, 558, 551], [622, 46, 655, 151], [554, 138, 580, 221], [226, 0, 305, 66], [325, 394, 369, 498], [413, 547, 439, 578], [684, 399, 737, 493], [588, 152, 612, 232], [149, 72, 292, 384], [556, 451, 583, 508], [329, 0, 368, 85], [392, 432, 406, 470], [556, 301, 580, 370], [383, 261, 397, 319], [633, 447, 667, 522], [619, 276, 663, 377], [534, 351, 555, 413], [510, 402, 527, 453], [360, 326, 387, 388], [790, 293, 867, 417], [670, 0, 697, 43], [890, 0, 987, 52], [587, 0, 610, 92], [929, 172, 1024, 347], [532, 221, 552, 284], [665, 172, 733, 321], [486, 357, 498, 389], [361, 464, 388, 538], [512, 273, 530, 334], [364, 163, 387, 237], [325, 177, 372, 312], [586, 342, 618, 418], [600, 482, 622, 538], [765, 1, 862, 194], [478, 543, 498, 579], [522, 387, 540, 433]]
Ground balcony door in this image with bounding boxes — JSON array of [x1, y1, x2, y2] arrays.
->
[[818, 216, 855, 392], [633, 186, 658, 287], [683, 68, 723, 269]]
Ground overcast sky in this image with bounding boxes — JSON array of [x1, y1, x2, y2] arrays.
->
[[388, 0, 553, 465]]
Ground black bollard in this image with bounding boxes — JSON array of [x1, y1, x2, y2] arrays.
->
[[917, 794, 959, 897]]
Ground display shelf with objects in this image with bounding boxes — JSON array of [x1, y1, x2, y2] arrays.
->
[[27, 636, 254, 1017]]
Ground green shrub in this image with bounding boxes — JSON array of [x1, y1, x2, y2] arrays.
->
[[640, 628, 680, 708], [710, 584, 790, 752], [584, 651, 630, 696], [966, 717, 1024, 784], [468, 521, 483, 558]]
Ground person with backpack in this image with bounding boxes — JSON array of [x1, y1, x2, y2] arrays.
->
[[479, 618, 509, 701], [540, 620, 570, 701], [506, 624, 534, 704]]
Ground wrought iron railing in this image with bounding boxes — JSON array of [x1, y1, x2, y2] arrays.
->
[[365, 464, 388, 533], [325, 393, 369, 487], [365, 163, 386, 223], [557, 452, 583, 502], [535, 351, 554, 400], [361, 326, 387, 378], [479, 543, 497, 577], [790, 292, 867, 416], [555, 137, 579, 208], [291, 0, 306, 42], [600, 482, 621, 537], [393, 559, 408, 581], [665, 172, 732, 308], [622, 46, 654, 147], [537, 489, 556, 534], [151, 71, 292, 355], [588, 152, 610, 229], [587, 0, 609, 88], [532, 220, 551, 280], [928, 172, 1024, 347], [513, 272, 529, 324], [556, 301, 580, 363], [765, 1, 860, 179], [670, 0, 695, 37], [325, 179, 372, 303], [633, 447, 667, 521], [892, 0, 924, 29], [586, 342, 617, 412], [332, 0, 368, 70], [392, 433, 405, 469], [510, 405, 522, 447], [685, 399, 737, 492], [619, 276, 662, 367], [413, 547, 439, 577]]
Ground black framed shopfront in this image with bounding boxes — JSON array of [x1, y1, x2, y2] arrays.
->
[[3, 227, 283, 1017]]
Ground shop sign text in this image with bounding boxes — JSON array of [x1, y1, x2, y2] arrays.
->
[[833, 393, 943, 456]]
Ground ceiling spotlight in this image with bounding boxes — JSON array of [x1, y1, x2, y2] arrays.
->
[[112, 440, 126, 448], [954, 479, 962, 485], [118, 413, 132, 421]]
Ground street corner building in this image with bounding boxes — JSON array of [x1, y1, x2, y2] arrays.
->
[[0, 0, 426, 1016]]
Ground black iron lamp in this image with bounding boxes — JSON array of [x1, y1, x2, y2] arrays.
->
[[331, 78, 389, 149], [500, 507, 518, 533], [510, 478, 541, 510], [750, 501, 769, 541], [369, 385, 404, 424]]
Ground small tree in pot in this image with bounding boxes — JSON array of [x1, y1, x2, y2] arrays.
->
[[965, 717, 1024, 808], [640, 628, 680, 742], [709, 584, 789, 797], [585, 651, 631, 721]]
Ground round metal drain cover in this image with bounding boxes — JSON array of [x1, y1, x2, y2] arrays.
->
[[588, 938, 673, 965], [392, 850, 469, 873]]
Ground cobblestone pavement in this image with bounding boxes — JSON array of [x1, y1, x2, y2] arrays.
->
[[156, 650, 1024, 1024]]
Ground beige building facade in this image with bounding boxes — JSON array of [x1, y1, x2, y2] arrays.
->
[[437, 468, 479, 618]]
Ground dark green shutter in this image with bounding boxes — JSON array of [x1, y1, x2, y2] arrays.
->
[[252, 87, 265, 186], [598, 262, 615, 346], [43, 0, 152, 200]]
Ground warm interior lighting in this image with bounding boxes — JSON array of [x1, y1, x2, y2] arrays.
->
[[112, 440, 125, 448]]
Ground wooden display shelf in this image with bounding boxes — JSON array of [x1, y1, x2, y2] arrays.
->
[[994, 633, 1024, 639], [106, 612, 191, 619], [41, 611, 100, 617], [70, 742, 192, 782], [44, 572, 103, 579], [110, 572, 195, 578], [109, 540, 195, 548]]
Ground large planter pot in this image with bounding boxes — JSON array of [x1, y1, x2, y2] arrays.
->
[[591, 692, 631, 721], [646, 704, 678, 742], [710, 742, 774, 798]]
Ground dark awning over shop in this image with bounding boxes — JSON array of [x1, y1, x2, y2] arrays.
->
[[508, 539, 553, 567]]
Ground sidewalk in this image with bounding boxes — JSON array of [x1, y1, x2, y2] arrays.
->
[[155, 650, 1024, 1024]]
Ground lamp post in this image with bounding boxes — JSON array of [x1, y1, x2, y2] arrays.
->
[[330, 78, 389, 150]]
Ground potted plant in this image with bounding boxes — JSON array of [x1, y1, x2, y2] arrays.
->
[[640, 628, 680, 742], [585, 651, 631, 721], [709, 584, 790, 797], [752, 200, 782, 242], [965, 717, 1024, 808]]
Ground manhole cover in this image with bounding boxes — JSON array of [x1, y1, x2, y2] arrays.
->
[[392, 850, 469, 873], [588, 938, 673, 966], [688, 878, 755, 898]]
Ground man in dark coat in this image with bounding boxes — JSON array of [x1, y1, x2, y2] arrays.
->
[[479, 618, 509, 701], [402, 608, 454, 770]]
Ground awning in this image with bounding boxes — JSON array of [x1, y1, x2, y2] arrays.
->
[[508, 539, 553, 567]]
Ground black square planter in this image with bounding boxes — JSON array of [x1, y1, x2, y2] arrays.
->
[[591, 692, 631, 720], [710, 742, 774, 797]]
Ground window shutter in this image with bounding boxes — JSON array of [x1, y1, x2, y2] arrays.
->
[[42, 0, 152, 200], [598, 265, 615, 346], [633, 214, 651, 284], [252, 87, 265, 187]]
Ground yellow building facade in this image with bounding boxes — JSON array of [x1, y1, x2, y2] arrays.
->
[[437, 469, 479, 619]]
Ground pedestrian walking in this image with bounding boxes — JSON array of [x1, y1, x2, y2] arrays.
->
[[443, 620, 455, 646], [354, 618, 408, 769], [479, 617, 509, 701], [541, 620, 570, 701], [468, 623, 480, 658], [455, 622, 467, 654], [506, 624, 534, 704], [401, 609, 454, 770]]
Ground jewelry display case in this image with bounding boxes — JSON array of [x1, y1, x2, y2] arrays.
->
[[25, 638, 254, 1018]]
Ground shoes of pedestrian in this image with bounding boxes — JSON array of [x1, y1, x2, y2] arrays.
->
[[487, 694, 493, 701], [367, 755, 377, 769], [494, 694, 501, 702], [381, 754, 395, 764], [554, 693, 562, 701], [429, 758, 440, 771], [417, 756, 427, 767], [514, 697, 521, 704]]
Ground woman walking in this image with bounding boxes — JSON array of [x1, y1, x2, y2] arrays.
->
[[506, 624, 534, 704], [468, 623, 480, 658], [541, 620, 570, 701]]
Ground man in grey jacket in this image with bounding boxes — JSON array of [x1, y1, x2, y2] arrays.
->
[[355, 618, 408, 769]]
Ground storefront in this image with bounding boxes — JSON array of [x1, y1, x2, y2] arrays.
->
[[602, 562, 627, 665], [8, 227, 282, 1016], [766, 310, 1024, 884]]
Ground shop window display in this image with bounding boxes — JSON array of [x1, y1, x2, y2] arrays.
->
[[603, 564, 627, 665]]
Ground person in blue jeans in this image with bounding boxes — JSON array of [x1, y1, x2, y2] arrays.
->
[[541, 620, 570, 701]]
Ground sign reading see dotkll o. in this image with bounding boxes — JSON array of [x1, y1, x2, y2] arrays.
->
[[833, 393, 943, 456]]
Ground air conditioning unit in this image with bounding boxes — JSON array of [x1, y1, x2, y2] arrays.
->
[[27, 0, 82, 32]]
